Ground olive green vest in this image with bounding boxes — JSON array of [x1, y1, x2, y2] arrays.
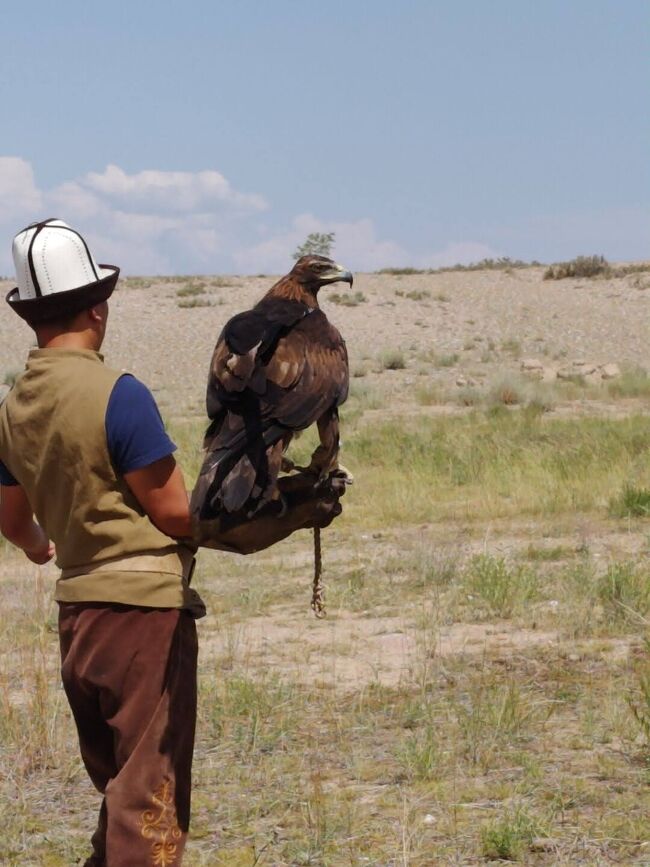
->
[[0, 348, 204, 614]]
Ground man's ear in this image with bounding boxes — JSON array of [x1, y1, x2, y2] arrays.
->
[[88, 303, 107, 324]]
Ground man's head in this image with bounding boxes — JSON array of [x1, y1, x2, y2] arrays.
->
[[7, 219, 119, 341], [33, 301, 109, 350]]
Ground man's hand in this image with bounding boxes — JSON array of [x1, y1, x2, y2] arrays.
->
[[193, 467, 351, 553], [25, 538, 56, 565], [0, 485, 55, 563]]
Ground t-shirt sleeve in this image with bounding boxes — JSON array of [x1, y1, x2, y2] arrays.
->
[[105, 375, 177, 475], [0, 460, 18, 486]]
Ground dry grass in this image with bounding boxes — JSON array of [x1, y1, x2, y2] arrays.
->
[[2, 267, 650, 863]]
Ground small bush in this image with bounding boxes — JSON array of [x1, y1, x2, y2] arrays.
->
[[524, 544, 573, 562], [346, 381, 382, 411], [501, 338, 522, 357], [598, 561, 650, 622], [329, 290, 366, 306], [378, 267, 426, 275], [606, 366, 650, 398], [456, 385, 482, 407], [398, 725, 440, 781], [481, 808, 541, 861], [415, 384, 447, 405], [628, 642, 650, 751], [293, 231, 335, 260], [440, 257, 540, 273], [122, 276, 153, 289], [378, 258, 540, 276], [487, 374, 525, 406], [615, 262, 650, 276], [465, 554, 537, 617], [176, 283, 206, 297], [434, 353, 459, 368], [544, 255, 610, 280], [377, 349, 406, 371], [609, 484, 650, 518], [178, 298, 213, 309]]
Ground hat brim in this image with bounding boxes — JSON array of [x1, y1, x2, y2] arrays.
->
[[6, 265, 120, 325]]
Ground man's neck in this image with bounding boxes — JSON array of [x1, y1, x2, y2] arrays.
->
[[37, 332, 102, 351]]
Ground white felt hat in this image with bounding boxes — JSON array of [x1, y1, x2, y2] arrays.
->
[[7, 218, 119, 324]]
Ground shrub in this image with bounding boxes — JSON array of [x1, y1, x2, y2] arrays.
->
[[377, 349, 406, 371], [628, 642, 650, 751], [465, 554, 537, 617], [122, 276, 153, 289], [378, 267, 426, 275], [606, 366, 650, 398], [487, 374, 525, 406], [378, 258, 542, 276], [544, 255, 610, 280], [177, 298, 213, 309], [176, 282, 206, 297], [329, 290, 366, 306], [480, 808, 541, 861], [597, 561, 650, 622], [609, 484, 650, 518], [501, 338, 522, 356], [415, 384, 446, 405], [434, 352, 459, 368], [293, 232, 335, 260]]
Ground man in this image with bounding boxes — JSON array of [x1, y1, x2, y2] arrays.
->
[[0, 218, 346, 866], [0, 218, 203, 866]]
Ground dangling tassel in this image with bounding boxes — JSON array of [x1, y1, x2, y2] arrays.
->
[[311, 527, 326, 618]]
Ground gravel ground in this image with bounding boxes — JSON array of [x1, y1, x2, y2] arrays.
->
[[0, 267, 648, 418]]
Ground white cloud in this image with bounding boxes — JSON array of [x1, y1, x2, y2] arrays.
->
[[233, 213, 409, 273], [0, 159, 501, 277], [0, 157, 43, 222], [0, 160, 420, 275], [8, 156, 613, 278], [83, 164, 268, 213]]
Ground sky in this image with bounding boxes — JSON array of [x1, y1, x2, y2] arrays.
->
[[0, 0, 647, 275]]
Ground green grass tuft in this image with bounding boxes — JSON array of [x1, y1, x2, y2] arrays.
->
[[609, 484, 650, 518]]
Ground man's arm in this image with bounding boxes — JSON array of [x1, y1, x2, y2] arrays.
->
[[0, 485, 55, 564], [124, 454, 193, 540]]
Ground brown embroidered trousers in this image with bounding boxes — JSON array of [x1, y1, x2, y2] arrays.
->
[[58, 603, 198, 867]]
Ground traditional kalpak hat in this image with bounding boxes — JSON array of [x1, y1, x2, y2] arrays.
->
[[6, 218, 120, 324]]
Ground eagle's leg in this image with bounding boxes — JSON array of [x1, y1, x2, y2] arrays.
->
[[304, 408, 340, 480]]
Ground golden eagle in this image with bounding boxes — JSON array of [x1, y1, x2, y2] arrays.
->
[[192, 255, 353, 524]]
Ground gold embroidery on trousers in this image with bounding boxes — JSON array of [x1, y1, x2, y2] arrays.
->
[[140, 780, 183, 866]]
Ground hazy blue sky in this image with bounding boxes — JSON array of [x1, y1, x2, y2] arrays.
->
[[0, 0, 647, 273]]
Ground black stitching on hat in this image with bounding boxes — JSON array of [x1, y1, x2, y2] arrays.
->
[[62, 226, 99, 281], [26, 224, 47, 298]]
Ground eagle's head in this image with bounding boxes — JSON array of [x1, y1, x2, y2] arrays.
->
[[290, 255, 354, 292]]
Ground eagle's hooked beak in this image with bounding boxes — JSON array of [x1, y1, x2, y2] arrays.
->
[[319, 263, 354, 288]]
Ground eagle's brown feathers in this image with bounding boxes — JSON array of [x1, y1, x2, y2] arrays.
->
[[191, 256, 352, 520]]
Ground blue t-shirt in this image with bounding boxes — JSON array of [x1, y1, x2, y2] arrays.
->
[[0, 375, 176, 486]]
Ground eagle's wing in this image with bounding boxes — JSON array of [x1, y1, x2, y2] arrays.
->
[[262, 309, 348, 430], [206, 298, 310, 420]]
